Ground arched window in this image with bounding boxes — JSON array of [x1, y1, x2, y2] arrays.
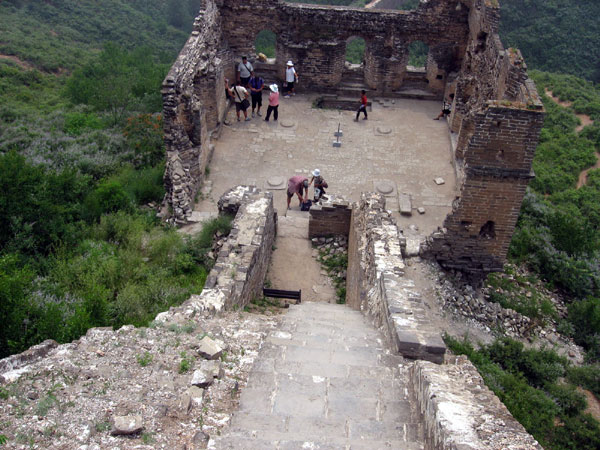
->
[[346, 36, 366, 65], [407, 40, 429, 69], [255, 30, 277, 62]]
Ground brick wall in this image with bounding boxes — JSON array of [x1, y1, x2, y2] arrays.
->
[[308, 198, 352, 238]]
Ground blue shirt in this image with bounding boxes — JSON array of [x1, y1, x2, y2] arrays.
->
[[249, 77, 264, 93]]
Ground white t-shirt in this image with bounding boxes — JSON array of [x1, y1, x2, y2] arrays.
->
[[231, 86, 248, 103], [286, 67, 297, 83], [238, 61, 253, 78]]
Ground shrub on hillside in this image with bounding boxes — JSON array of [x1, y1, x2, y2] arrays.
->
[[123, 113, 164, 168], [445, 335, 600, 449], [568, 298, 600, 362]]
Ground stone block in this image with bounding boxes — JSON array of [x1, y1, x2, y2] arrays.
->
[[196, 336, 224, 360], [111, 415, 143, 436], [399, 193, 412, 216]]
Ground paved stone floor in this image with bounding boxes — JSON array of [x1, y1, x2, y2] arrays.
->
[[197, 94, 457, 237], [212, 302, 425, 449]]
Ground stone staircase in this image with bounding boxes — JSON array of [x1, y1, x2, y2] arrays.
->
[[212, 302, 425, 449]]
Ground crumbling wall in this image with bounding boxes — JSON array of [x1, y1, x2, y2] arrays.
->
[[347, 193, 446, 363], [157, 186, 276, 319], [427, 1, 544, 276], [411, 356, 544, 450], [162, 1, 230, 223]]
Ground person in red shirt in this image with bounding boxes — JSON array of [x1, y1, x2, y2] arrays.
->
[[287, 175, 309, 209], [355, 90, 368, 121]]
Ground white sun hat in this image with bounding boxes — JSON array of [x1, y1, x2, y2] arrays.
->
[[312, 169, 320, 177], [270, 84, 278, 93], [287, 60, 294, 66]]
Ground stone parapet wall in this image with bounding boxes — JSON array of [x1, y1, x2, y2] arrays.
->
[[410, 356, 544, 450], [347, 193, 445, 363], [158, 186, 276, 321], [308, 196, 352, 238]]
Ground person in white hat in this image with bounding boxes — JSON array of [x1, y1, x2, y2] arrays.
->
[[265, 84, 280, 122], [309, 168, 328, 202], [284, 60, 298, 98]]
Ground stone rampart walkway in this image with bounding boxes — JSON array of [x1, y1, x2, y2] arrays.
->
[[212, 302, 425, 449]]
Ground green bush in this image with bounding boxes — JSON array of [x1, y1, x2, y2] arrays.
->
[[66, 43, 169, 124], [114, 165, 165, 205], [568, 298, 600, 362], [445, 335, 600, 449], [84, 179, 133, 221], [566, 365, 600, 398], [63, 111, 103, 136]]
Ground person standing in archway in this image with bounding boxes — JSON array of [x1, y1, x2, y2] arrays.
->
[[237, 56, 254, 88], [284, 60, 298, 98]]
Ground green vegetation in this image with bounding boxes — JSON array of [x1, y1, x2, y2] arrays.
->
[[0, 2, 235, 359], [346, 37, 365, 64], [500, 0, 600, 83], [486, 267, 557, 326], [136, 351, 154, 367], [178, 351, 194, 374], [446, 336, 600, 450], [504, 71, 600, 364], [317, 247, 348, 304], [255, 30, 277, 59]]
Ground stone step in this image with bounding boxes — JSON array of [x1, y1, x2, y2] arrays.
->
[[215, 432, 425, 450], [216, 300, 426, 448]]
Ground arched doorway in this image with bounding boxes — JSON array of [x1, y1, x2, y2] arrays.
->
[[345, 36, 366, 66], [344, 36, 366, 86], [403, 40, 430, 92]]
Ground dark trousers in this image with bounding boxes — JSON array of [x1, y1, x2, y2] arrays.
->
[[356, 104, 368, 120], [265, 105, 278, 121]]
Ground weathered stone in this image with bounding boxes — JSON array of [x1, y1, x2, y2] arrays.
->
[[111, 415, 143, 436], [399, 193, 412, 216], [191, 368, 213, 388], [192, 431, 210, 449]]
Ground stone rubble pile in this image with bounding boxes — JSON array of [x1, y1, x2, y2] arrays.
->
[[312, 235, 348, 277], [0, 313, 280, 450], [427, 262, 584, 362]]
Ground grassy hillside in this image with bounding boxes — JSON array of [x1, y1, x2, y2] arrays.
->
[[0, 1, 216, 359], [500, 0, 600, 82], [0, 0, 196, 72]]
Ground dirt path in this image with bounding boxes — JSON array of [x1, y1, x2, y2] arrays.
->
[[545, 88, 594, 132], [576, 152, 600, 188], [545, 89, 598, 188], [0, 54, 35, 70], [267, 209, 336, 303]]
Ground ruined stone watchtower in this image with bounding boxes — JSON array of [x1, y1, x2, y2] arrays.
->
[[162, 0, 544, 277]]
